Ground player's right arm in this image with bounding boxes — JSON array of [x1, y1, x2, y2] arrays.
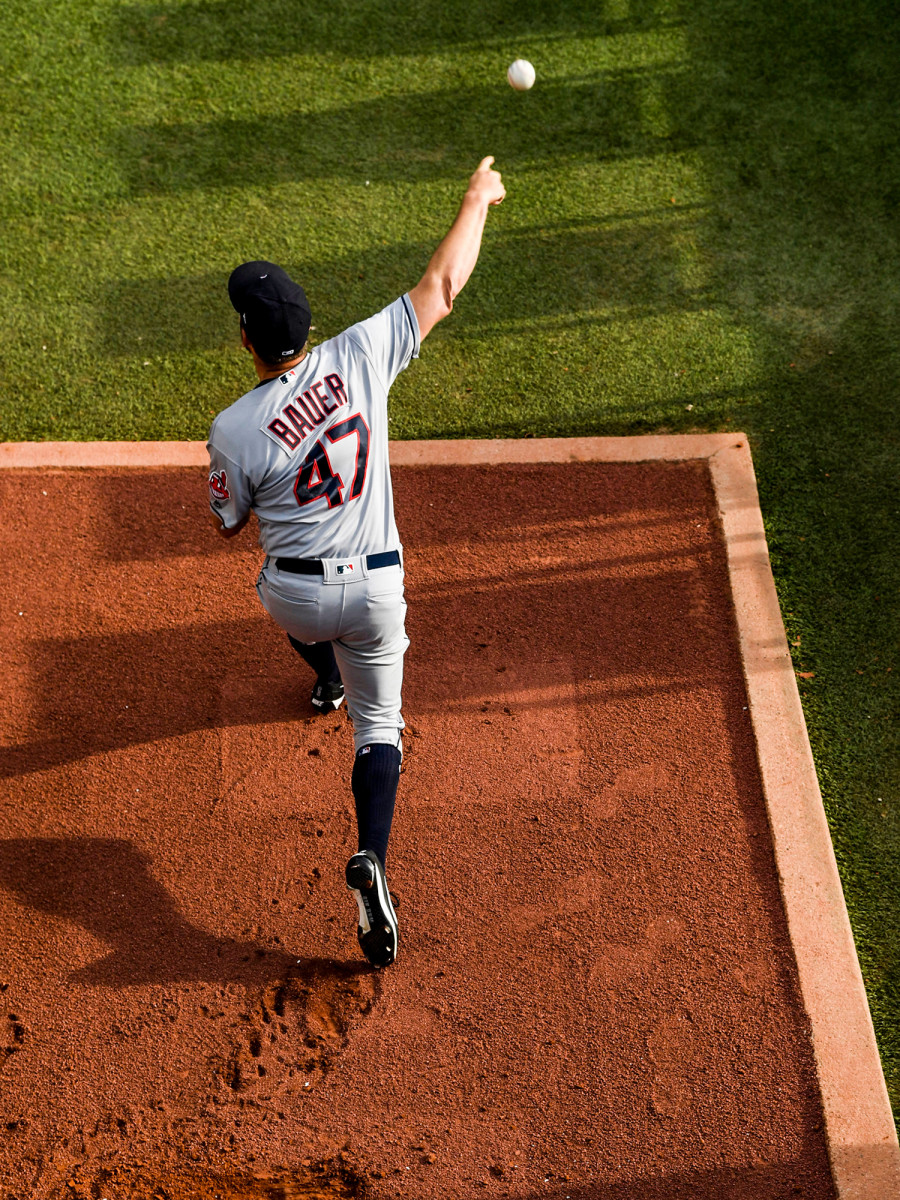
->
[[408, 157, 505, 340]]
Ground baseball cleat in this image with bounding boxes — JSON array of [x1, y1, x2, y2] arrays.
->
[[345, 850, 398, 968], [311, 679, 344, 713]]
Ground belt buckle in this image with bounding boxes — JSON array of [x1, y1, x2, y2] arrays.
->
[[321, 555, 368, 584]]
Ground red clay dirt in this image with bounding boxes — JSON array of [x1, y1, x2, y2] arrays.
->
[[0, 461, 835, 1199]]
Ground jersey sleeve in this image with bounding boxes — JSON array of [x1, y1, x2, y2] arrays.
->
[[343, 294, 420, 390], [206, 437, 253, 530]]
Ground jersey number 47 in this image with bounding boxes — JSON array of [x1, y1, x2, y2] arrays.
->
[[293, 415, 370, 509]]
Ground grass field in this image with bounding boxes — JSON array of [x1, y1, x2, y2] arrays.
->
[[2, 0, 898, 1117]]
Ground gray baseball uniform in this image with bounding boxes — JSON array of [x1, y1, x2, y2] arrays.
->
[[207, 294, 419, 751]]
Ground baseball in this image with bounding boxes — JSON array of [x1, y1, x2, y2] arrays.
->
[[507, 59, 536, 91]]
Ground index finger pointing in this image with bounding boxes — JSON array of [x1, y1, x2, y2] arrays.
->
[[477, 155, 495, 171]]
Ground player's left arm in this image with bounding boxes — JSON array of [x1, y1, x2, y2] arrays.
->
[[209, 510, 250, 539], [206, 440, 253, 538]]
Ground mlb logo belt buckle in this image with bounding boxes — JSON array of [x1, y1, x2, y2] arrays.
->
[[321, 555, 368, 584]]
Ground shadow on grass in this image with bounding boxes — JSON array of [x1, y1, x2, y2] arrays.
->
[[98, 211, 707, 356], [108, 0, 677, 65], [113, 70, 695, 195]]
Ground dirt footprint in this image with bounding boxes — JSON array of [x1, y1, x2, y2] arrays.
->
[[223, 962, 378, 1097], [590, 911, 687, 984], [1, 1012, 26, 1071], [647, 1014, 700, 1119], [591, 763, 672, 820]]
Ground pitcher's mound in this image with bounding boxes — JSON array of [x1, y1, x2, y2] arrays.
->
[[0, 458, 835, 1198]]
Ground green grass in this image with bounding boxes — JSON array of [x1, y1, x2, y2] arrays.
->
[[2, 0, 899, 1117]]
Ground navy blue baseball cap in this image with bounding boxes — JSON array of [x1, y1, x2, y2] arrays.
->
[[228, 260, 311, 365]]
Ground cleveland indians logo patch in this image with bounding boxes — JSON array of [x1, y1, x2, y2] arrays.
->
[[209, 470, 230, 501]]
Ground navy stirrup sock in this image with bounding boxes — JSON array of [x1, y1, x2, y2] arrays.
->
[[352, 744, 402, 868], [287, 634, 341, 685]]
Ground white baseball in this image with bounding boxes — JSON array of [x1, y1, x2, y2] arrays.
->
[[507, 59, 536, 91]]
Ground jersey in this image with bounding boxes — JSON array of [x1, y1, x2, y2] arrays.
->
[[207, 294, 419, 559]]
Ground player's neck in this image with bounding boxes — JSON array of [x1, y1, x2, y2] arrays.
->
[[254, 350, 307, 383]]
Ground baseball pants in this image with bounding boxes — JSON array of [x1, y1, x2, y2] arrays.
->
[[255, 558, 408, 754]]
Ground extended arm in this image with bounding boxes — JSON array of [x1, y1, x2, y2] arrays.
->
[[408, 156, 506, 340]]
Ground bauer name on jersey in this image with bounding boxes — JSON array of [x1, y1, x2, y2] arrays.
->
[[207, 295, 419, 560]]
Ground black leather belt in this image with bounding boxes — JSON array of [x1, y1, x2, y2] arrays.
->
[[275, 549, 401, 575]]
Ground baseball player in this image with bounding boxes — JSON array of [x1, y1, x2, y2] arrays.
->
[[207, 157, 506, 967]]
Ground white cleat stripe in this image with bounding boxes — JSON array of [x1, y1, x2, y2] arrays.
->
[[353, 889, 372, 933]]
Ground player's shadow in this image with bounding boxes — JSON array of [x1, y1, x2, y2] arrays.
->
[[112, 71, 696, 197], [0, 837, 357, 988], [108, 0, 675, 66]]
